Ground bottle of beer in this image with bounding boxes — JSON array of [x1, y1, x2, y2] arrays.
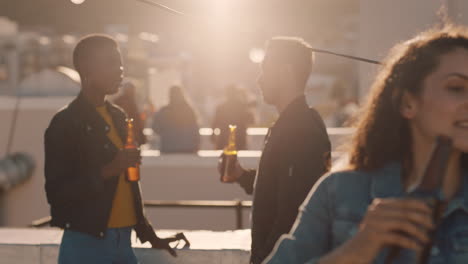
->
[[385, 136, 453, 264], [409, 136, 452, 264], [125, 118, 140, 182], [221, 125, 238, 183]]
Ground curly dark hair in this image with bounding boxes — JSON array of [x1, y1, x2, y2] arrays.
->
[[348, 24, 468, 174]]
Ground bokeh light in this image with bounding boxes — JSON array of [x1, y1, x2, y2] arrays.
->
[[38, 36, 51, 46], [249, 48, 265, 64], [70, 0, 86, 5], [139, 32, 159, 43]]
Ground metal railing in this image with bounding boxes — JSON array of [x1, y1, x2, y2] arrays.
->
[[30, 215, 52, 228], [30, 200, 253, 229], [144, 127, 355, 137]]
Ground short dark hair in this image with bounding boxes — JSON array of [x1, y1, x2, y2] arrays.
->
[[73, 34, 118, 75], [264, 37, 314, 85]]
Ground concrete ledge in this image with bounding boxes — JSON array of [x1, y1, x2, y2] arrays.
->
[[0, 96, 74, 110], [0, 228, 251, 264]]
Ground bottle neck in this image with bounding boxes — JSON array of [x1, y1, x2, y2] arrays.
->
[[408, 136, 454, 196], [125, 120, 137, 148], [224, 126, 237, 153], [227, 130, 236, 149]]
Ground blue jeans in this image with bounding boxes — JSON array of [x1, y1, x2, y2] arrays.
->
[[58, 227, 139, 264]]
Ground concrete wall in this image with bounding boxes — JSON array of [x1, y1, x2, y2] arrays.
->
[[0, 96, 349, 230], [0, 97, 67, 226], [139, 154, 256, 230], [0, 96, 259, 229]]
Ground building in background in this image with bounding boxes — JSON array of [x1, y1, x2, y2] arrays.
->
[[0, 0, 361, 126]]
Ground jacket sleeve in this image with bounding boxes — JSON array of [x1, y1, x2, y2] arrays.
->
[[259, 113, 332, 261], [132, 182, 162, 244], [237, 169, 257, 195], [262, 174, 333, 264], [134, 215, 159, 243], [44, 115, 105, 207]]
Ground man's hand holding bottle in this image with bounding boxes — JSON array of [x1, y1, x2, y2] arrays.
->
[[217, 125, 245, 182], [217, 153, 245, 183]]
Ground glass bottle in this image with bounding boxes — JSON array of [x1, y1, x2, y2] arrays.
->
[[125, 118, 140, 182], [221, 125, 238, 182]]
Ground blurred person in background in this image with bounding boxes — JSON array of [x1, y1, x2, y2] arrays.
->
[[211, 84, 255, 150], [152, 85, 200, 153], [330, 80, 359, 127], [112, 81, 147, 145], [334, 98, 359, 127], [220, 37, 331, 264], [44, 34, 175, 264]]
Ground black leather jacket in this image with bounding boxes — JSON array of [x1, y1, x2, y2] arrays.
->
[[237, 96, 331, 264], [44, 94, 157, 242]]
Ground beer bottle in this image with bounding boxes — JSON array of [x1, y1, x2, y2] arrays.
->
[[221, 125, 238, 182], [125, 118, 140, 182], [385, 136, 453, 264], [409, 136, 452, 264]]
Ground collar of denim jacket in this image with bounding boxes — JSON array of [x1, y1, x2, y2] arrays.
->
[[370, 162, 405, 199], [370, 162, 468, 217], [444, 169, 468, 217]]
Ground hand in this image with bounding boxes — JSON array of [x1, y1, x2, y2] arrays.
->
[[319, 198, 434, 264], [101, 148, 141, 179], [217, 153, 245, 183], [151, 237, 177, 257]]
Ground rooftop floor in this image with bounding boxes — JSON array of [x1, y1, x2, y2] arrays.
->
[[0, 228, 251, 264]]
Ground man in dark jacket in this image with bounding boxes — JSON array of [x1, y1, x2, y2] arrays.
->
[[220, 37, 331, 264], [44, 35, 175, 264]]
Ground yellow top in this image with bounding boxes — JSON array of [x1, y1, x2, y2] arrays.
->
[[96, 105, 137, 228]]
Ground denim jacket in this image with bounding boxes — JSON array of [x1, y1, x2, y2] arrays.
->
[[264, 163, 468, 264]]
